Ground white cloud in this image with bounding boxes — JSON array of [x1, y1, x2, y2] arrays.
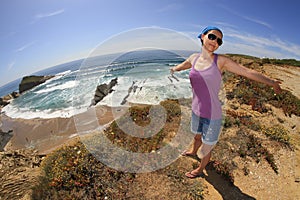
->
[[221, 29, 300, 59], [35, 9, 65, 19], [89, 26, 300, 60], [89, 27, 200, 58], [184, 24, 300, 59], [31, 9, 65, 24], [7, 61, 15, 71], [214, 22, 238, 29], [218, 5, 272, 29], [15, 41, 36, 52], [220, 41, 285, 58], [242, 16, 272, 29]]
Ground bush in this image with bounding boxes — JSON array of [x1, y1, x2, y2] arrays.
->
[[227, 76, 300, 117], [31, 141, 134, 199]]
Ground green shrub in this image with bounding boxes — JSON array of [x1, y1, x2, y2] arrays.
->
[[261, 125, 291, 147]]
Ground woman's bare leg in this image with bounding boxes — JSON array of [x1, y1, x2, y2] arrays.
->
[[184, 134, 202, 155], [192, 151, 211, 174], [185, 151, 211, 178]]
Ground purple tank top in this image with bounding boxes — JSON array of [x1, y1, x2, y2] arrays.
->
[[189, 54, 222, 119]]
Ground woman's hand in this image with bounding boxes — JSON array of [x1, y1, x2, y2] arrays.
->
[[169, 60, 192, 75], [170, 67, 176, 75]]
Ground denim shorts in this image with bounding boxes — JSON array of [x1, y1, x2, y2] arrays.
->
[[191, 112, 222, 145]]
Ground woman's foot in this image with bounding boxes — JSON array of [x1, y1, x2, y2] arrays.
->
[[185, 171, 204, 179], [181, 150, 196, 156], [181, 151, 201, 161]]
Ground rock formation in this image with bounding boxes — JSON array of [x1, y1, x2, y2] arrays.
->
[[0, 129, 13, 151], [0, 75, 54, 108], [0, 92, 20, 108], [19, 75, 54, 94], [90, 78, 118, 106]]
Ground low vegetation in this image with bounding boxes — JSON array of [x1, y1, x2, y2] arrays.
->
[[226, 54, 300, 67], [31, 141, 136, 199], [31, 100, 205, 199], [30, 54, 300, 199]]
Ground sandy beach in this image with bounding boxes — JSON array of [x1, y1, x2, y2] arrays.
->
[[0, 105, 128, 154]]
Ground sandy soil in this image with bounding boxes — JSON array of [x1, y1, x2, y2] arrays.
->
[[1, 105, 127, 154], [266, 64, 300, 99]]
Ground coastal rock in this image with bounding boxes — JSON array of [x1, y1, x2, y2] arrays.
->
[[120, 80, 146, 105], [1, 75, 53, 108], [0, 97, 10, 107], [19, 75, 54, 94], [0, 129, 13, 151], [90, 78, 118, 106], [0, 92, 20, 108]]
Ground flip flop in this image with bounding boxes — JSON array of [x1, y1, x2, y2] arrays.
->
[[185, 171, 204, 179], [181, 151, 201, 161]]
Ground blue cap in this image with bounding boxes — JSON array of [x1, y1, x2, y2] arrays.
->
[[198, 26, 223, 38]]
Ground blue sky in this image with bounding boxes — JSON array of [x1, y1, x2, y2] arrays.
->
[[1, 0, 300, 87]]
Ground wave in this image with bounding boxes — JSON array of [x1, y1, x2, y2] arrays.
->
[[99, 74, 191, 107], [105, 65, 135, 73], [37, 70, 74, 89], [75, 68, 106, 79], [56, 70, 72, 76], [2, 103, 88, 119], [34, 80, 78, 94], [3, 50, 191, 119]]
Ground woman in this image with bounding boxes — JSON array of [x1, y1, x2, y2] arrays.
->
[[170, 26, 282, 178]]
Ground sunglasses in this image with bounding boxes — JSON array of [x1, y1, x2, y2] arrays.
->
[[207, 33, 223, 46]]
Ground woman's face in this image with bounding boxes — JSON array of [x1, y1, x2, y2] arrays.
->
[[201, 30, 223, 52]]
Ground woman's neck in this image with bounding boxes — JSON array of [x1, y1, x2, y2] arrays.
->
[[200, 48, 214, 59]]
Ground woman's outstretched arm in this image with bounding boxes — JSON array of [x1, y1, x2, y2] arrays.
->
[[219, 55, 282, 94]]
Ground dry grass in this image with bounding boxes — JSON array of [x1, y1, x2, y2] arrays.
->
[[31, 100, 205, 200]]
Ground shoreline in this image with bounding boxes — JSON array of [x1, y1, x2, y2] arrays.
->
[[0, 105, 128, 154]]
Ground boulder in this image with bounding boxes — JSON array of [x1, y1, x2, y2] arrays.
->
[[19, 75, 54, 94]]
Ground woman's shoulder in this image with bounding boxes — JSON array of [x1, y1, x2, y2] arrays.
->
[[216, 54, 226, 60], [217, 54, 236, 60], [187, 53, 200, 63], [216, 54, 237, 70]]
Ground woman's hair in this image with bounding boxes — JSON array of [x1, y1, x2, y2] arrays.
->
[[200, 30, 209, 45]]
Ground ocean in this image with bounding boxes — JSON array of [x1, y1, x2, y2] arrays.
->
[[1, 49, 194, 119]]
